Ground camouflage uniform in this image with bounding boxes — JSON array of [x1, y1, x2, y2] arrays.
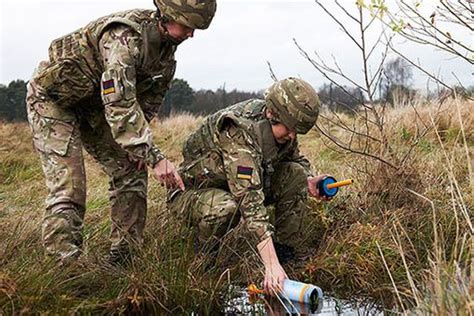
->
[[168, 99, 314, 248], [27, 9, 179, 263]]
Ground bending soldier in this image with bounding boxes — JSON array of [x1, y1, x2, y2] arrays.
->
[[26, 0, 216, 265], [169, 77, 330, 295]]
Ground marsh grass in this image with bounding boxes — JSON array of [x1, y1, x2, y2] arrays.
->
[[0, 100, 472, 314], [302, 98, 472, 313]]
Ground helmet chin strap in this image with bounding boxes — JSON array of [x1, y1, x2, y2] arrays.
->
[[265, 108, 280, 125], [158, 17, 182, 46], [165, 33, 184, 46]]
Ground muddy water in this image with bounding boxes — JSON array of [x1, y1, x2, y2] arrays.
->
[[223, 287, 383, 315]]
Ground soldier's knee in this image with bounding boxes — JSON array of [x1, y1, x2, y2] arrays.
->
[[203, 190, 237, 218], [277, 162, 307, 189], [197, 189, 238, 237]]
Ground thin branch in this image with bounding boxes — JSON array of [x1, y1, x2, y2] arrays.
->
[[330, 54, 368, 92], [399, 0, 474, 54], [363, 7, 383, 32], [451, 72, 474, 100], [389, 43, 453, 91], [369, 35, 392, 90], [266, 61, 278, 82], [366, 28, 392, 60], [294, 39, 371, 112], [319, 113, 382, 143], [439, 0, 473, 31], [335, 0, 359, 23], [315, 0, 363, 50], [316, 124, 398, 169], [359, 6, 374, 103], [382, 5, 473, 64]]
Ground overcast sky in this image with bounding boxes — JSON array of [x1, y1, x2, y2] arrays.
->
[[1, 0, 472, 92]]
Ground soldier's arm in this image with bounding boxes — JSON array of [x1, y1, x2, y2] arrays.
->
[[99, 24, 163, 167], [220, 124, 287, 294], [140, 91, 166, 122], [218, 124, 273, 245], [138, 70, 174, 122]]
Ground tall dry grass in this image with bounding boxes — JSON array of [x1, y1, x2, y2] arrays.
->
[[0, 114, 229, 314], [301, 98, 472, 313], [0, 99, 472, 314]]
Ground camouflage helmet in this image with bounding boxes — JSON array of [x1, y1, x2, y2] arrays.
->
[[264, 78, 320, 134], [154, 0, 217, 30]]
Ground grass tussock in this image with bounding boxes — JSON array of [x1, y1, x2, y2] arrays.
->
[[0, 98, 472, 314]]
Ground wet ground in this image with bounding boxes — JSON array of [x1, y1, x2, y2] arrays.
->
[[223, 286, 383, 315]]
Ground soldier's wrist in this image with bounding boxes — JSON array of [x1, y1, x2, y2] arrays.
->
[[147, 146, 166, 168]]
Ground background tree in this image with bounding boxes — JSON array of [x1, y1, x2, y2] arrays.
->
[[379, 0, 473, 97], [0, 80, 27, 122], [380, 57, 417, 104], [0, 84, 8, 120], [0, 77, 262, 121], [384, 57, 413, 89], [161, 78, 195, 116], [317, 83, 365, 113], [192, 88, 262, 114]]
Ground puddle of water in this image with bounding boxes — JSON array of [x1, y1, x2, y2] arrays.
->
[[223, 286, 383, 315]]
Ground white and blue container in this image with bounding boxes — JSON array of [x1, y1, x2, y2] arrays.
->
[[280, 279, 323, 306]]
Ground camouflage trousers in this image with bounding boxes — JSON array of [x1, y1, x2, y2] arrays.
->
[[26, 64, 147, 263], [169, 162, 309, 248]]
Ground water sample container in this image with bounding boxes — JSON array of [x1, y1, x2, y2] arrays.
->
[[280, 279, 323, 306]]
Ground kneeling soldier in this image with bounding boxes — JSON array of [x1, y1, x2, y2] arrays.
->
[[169, 77, 330, 295]]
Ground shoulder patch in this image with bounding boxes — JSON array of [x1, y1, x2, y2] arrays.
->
[[237, 165, 253, 180], [102, 79, 116, 95]]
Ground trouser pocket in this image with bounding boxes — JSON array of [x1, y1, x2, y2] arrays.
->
[[27, 98, 76, 156], [33, 117, 74, 156]]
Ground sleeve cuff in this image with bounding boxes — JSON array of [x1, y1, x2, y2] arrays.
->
[[249, 223, 274, 247], [146, 146, 166, 168]]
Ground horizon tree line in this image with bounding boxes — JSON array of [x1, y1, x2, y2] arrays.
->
[[1, 61, 472, 123]]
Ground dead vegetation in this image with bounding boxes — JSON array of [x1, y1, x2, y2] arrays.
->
[[0, 99, 472, 314]]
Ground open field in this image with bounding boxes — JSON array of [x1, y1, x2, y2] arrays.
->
[[0, 99, 472, 314]]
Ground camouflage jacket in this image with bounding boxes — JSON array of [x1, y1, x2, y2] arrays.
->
[[34, 9, 176, 166], [179, 99, 313, 243]]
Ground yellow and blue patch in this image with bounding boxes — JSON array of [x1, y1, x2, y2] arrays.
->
[[237, 166, 253, 180], [102, 79, 116, 95]]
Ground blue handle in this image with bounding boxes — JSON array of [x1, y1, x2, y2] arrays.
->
[[317, 176, 338, 197]]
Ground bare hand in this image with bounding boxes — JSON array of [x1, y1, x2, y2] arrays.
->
[[257, 237, 288, 296], [308, 175, 332, 201], [264, 263, 288, 296], [152, 158, 185, 191]]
